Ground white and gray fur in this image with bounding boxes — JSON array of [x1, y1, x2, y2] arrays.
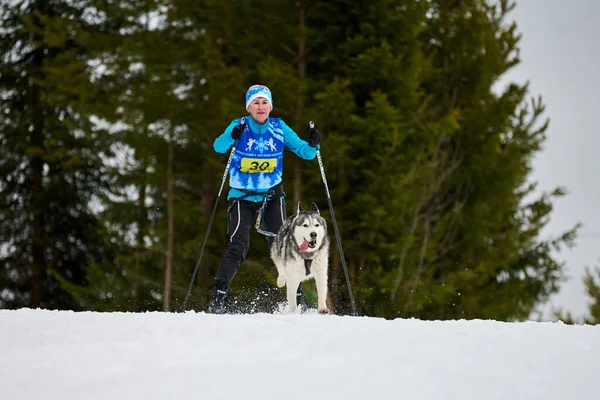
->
[[270, 201, 330, 314]]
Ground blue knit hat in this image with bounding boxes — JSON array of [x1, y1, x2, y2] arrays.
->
[[245, 85, 273, 111]]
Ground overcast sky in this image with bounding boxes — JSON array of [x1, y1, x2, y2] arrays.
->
[[499, 0, 600, 319]]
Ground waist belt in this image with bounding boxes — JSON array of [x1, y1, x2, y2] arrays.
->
[[227, 184, 284, 238]]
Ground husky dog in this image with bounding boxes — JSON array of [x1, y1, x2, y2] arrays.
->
[[271, 202, 330, 314]]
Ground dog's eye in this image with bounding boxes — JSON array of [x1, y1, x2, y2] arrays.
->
[[315, 224, 320, 227], [302, 224, 309, 228]]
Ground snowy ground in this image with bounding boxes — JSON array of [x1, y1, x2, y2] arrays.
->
[[1, 309, 598, 400]]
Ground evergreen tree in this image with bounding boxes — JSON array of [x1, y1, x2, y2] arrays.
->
[[583, 267, 600, 324], [0, 0, 118, 309], [391, 0, 579, 320], [91, 0, 247, 311], [94, 0, 180, 312], [556, 266, 600, 325], [160, 0, 320, 310], [301, 0, 578, 318]]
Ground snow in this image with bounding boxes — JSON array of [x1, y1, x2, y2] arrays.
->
[[1, 309, 598, 400]]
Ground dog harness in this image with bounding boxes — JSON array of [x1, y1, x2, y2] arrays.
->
[[304, 259, 312, 275]]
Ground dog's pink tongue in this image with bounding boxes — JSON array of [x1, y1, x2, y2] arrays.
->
[[299, 239, 310, 252]]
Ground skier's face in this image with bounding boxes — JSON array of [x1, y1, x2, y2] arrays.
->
[[247, 97, 271, 124]]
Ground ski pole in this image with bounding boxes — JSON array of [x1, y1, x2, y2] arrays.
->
[[180, 118, 243, 312], [311, 121, 358, 316]]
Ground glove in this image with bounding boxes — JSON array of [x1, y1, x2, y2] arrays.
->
[[308, 127, 321, 147], [231, 119, 246, 140]]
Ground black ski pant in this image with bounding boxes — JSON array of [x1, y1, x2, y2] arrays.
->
[[215, 196, 286, 288]]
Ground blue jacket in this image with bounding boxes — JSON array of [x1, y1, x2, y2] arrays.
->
[[214, 116, 317, 202]]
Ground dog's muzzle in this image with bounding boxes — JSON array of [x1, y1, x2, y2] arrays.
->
[[308, 232, 317, 248], [299, 235, 318, 252]]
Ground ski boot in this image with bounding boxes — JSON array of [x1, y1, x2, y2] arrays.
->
[[207, 281, 228, 314]]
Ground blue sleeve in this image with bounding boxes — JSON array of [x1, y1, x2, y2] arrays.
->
[[281, 120, 317, 160], [213, 120, 238, 153]]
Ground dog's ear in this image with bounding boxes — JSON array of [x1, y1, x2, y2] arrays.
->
[[310, 202, 320, 214], [297, 201, 304, 215]]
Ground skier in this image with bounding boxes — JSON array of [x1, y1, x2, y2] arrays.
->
[[208, 84, 321, 314]]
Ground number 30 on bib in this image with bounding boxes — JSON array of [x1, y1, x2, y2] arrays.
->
[[240, 158, 277, 173]]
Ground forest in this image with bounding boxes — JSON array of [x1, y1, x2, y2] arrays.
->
[[2, 0, 598, 321]]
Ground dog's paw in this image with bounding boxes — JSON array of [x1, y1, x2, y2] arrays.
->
[[318, 307, 330, 315], [276, 275, 286, 288]]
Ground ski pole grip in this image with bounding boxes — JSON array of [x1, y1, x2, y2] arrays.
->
[[230, 117, 245, 147], [309, 121, 320, 150]]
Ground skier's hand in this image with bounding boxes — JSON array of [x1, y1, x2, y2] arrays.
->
[[231, 118, 246, 140], [308, 126, 321, 147]]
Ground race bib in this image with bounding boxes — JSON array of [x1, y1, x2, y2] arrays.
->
[[240, 158, 277, 173]]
